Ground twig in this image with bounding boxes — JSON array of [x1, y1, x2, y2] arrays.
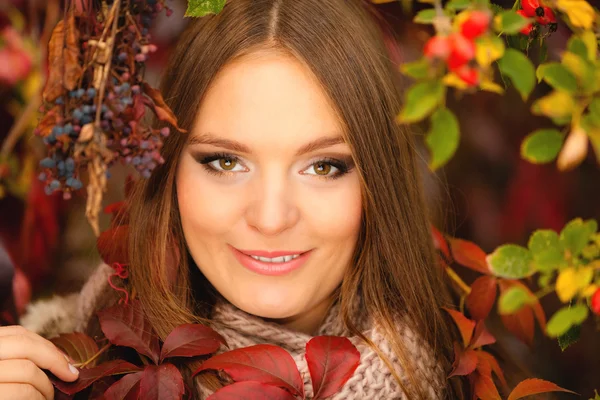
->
[[76, 342, 111, 368], [445, 266, 472, 295], [0, 94, 42, 158]]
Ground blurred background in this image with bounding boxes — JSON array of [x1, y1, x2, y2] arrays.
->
[[0, 0, 598, 397]]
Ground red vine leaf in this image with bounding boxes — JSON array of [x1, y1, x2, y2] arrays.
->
[[97, 225, 130, 265], [449, 238, 491, 275], [88, 376, 117, 400], [430, 224, 451, 263], [466, 276, 497, 320], [142, 82, 187, 133], [500, 279, 547, 331], [507, 378, 577, 400], [469, 321, 496, 349], [102, 372, 142, 400], [50, 332, 100, 366], [104, 201, 128, 225], [472, 371, 502, 400], [305, 336, 360, 399], [207, 381, 298, 400], [194, 344, 304, 398], [97, 300, 160, 364], [139, 364, 185, 400], [498, 281, 535, 346], [476, 351, 508, 391], [442, 307, 475, 347], [448, 343, 478, 378], [52, 360, 142, 395], [160, 323, 227, 362]]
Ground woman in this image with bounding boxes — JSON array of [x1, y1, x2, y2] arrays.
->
[[4, 0, 465, 398]]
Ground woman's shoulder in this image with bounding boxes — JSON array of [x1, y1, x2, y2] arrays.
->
[[19, 263, 113, 338]]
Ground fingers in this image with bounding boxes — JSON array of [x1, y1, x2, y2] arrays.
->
[[0, 383, 46, 400], [0, 360, 54, 400], [0, 332, 79, 382]]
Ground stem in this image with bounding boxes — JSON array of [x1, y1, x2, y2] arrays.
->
[[76, 342, 111, 368], [446, 266, 472, 294], [534, 285, 555, 299], [0, 95, 42, 158]]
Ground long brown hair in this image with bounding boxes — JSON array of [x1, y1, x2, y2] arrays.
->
[[125, 0, 465, 398]]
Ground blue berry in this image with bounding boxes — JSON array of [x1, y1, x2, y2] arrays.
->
[[49, 180, 61, 190], [66, 177, 83, 190], [121, 83, 131, 91], [131, 156, 141, 166], [69, 90, 78, 98], [77, 88, 85, 98], [83, 105, 92, 114], [43, 133, 57, 144], [140, 141, 149, 149], [118, 52, 128, 62], [52, 126, 64, 136], [142, 169, 152, 178], [55, 97, 64, 105], [44, 186, 54, 195], [65, 158, 75, 172], [38, 172, 47, 181], [87, 88, 97, 97], [81, 116, 93, 125], [73, 109, 84, 120]]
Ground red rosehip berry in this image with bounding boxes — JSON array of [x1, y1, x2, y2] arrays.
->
[[536, 6, 557, 25], [424, 35, 451, 61], [517, 10, 534, 35], [592, 288, 600, 315], [460, 11, 491, 40], [447, 33, 476, 70], [454, 65, 480, 86], [521, 0, 543, 18]]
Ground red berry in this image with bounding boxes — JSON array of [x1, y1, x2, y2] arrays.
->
[[592, 288, 600, 315], [536, 6, 556, 25], [424, 36, 451, 60], [454, 65, 480, 86], [517, 10, 534, 35], [460, 11, 491, 40], [447, 33, 476, 70], [521, 0, 543, 17]]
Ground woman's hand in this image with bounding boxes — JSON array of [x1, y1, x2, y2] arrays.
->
[[0, 325, 79, 400]]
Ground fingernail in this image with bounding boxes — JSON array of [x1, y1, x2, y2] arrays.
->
[[68, 363, 79, 375]]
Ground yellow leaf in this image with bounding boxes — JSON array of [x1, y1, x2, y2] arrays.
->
[[583, 284, 598, 297], [532, 90, 575, 119], [556, 266, 594, 302], [556, 0, 595, 29], [453, 10, 471, 31], [562, 52, 595, 88], [442, 73, 469, 90], [475, 36, 506, 68], [580, 30, 598, 60], [480, 79, 505, 94]]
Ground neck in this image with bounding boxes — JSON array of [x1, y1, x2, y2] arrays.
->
[[263, 296, 336, 335]]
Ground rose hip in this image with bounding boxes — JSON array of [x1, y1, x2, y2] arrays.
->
[[592, 288, 600, 315], [460, 11, 491, 40], [424, 35, 451, 61], [447, 33, 476, 70], [517, 10, 534, 35]]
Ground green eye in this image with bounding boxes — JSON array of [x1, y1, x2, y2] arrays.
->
[[313, 162, 332, 176], [219, 158, 237, 170]]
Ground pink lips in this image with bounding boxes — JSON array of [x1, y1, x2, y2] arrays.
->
[[229, 245, 311, 276]]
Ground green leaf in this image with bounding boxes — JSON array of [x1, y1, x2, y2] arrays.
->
[[562, 52, 596, 92], [536, 63, 578, 93], [425, 108, 460, 170], [498, 49, 536, 101], [528, 229, 567, 273], [557, 325, 581, 351], [567, 37, 590, 61], [546, 304, 589, 337], [521, 129, 565, 164], [559, 218, 599, 258], [398, 81, 445, 124], [414, 9, 437, 24], [579, 30, 597, 61], [400, 59, 432, 81], [487, 244, 534, 279], [498, 286, 532, 315], [495, 10, 531, 34], [446, 0, 471, 10], [185, 0, 226, 17]]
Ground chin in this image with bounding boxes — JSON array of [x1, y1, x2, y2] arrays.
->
[[232, 287, 302, 320]]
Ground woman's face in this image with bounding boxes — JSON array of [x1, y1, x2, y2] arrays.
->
[[176, 51, 362, 333]]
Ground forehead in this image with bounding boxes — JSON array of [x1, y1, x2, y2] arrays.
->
[[192, 51, 344, 147]]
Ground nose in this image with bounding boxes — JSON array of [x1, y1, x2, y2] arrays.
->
[[245, 172, 300, 236]]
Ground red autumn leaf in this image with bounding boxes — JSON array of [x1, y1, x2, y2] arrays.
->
[[103, 373, 142, 400], [207, 381, 298, 400], [507, 378, 577, 400], [305, 336, 360, 399], [448, 342, 478, 378], [103, 201, 129, 225], [97, 225, 130, 266], [469, 321, 496, 349], [50, 332, 100, 366], [88, 376, 117, 400], [449, 238, 491, 275], [476, 351, 508, 391], [160, 323, 227, 362], [142, 82, 187, 133], [442, 307, 475, 347], [194, 344, 304, 398], [52, 360, 142, 395], [430, 225, 451, 261], [139, 364, 185, 400], [498, 281, 535, 346], [97, 300, 160, 364], [472, 371, 502, 400], [500, 280, 547, 331], [466, 276, 497, 320]]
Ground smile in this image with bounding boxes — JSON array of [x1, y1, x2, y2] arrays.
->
[[229, 245, 312, 276]]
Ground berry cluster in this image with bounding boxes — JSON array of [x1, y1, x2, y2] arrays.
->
[[517, 0, 557, 36], [35, 0, 179, 199], [423, 10, 492, 87]]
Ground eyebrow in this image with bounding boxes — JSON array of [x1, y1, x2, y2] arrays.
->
[[188, 133, 347, 156]]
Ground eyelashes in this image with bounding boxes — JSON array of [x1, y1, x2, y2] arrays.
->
[[191, 152, 354, 180]]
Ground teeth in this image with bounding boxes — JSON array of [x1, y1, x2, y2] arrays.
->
[[250, 254, 300, 263]]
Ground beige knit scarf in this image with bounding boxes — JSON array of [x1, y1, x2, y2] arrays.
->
[[21, 264, 446, 399]]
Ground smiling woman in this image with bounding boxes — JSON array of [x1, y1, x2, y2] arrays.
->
[[16, 0, 467, 399]]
